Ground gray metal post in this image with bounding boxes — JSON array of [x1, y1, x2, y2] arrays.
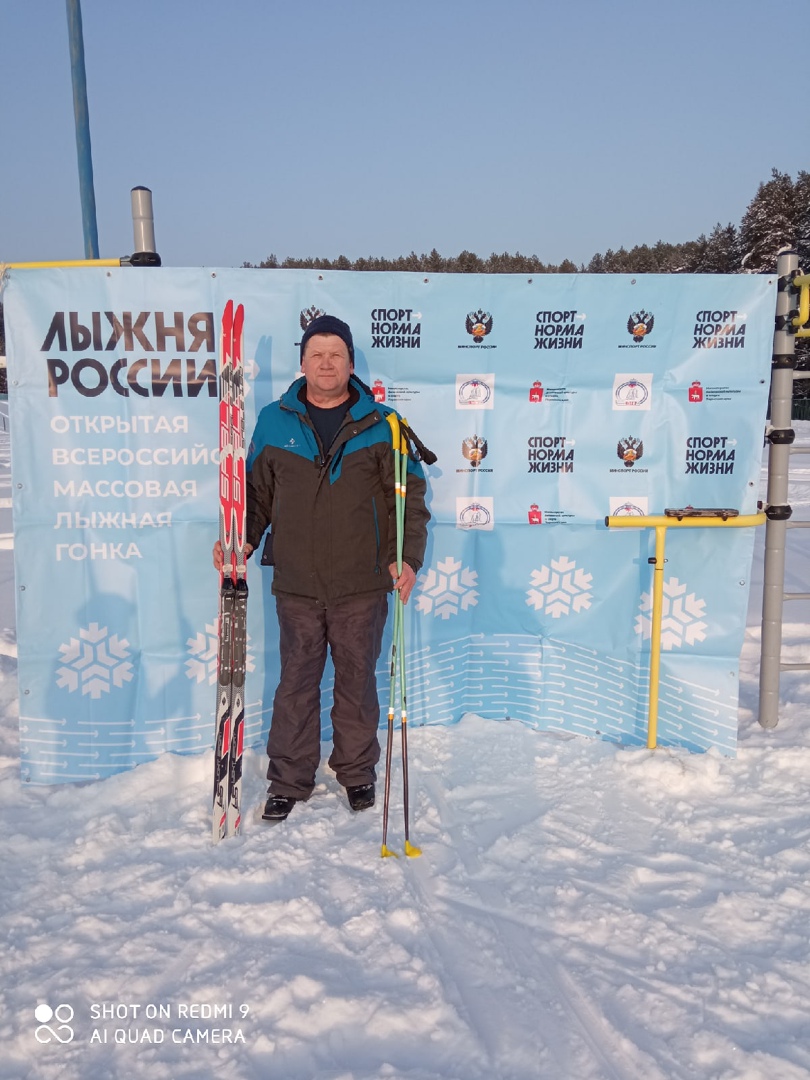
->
[[758, 248, 798, 728], [131, 187, 156, 253], [128, 187, 161, 266]]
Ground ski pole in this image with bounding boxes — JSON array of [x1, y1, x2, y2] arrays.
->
[[381, 414, 402, 857], [398, 425, 420, 858], [381, 586, 401, 858], [381, 415, 421, 858]]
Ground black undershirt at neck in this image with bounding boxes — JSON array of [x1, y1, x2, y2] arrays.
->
[[305, 399, 350, 455]]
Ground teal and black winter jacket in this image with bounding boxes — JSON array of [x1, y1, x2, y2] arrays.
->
[[245, 375, 430, 604]]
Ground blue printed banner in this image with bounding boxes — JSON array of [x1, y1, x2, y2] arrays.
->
[[3, 267, 775, 782]]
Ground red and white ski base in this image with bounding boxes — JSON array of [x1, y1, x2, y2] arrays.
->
[[213, 300, 247, 842]]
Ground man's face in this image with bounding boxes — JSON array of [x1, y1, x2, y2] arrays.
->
[[300, 333, 353, 401]]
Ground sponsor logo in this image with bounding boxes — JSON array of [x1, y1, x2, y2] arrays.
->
[[619, 310, 656, 349], [534, 309, 585, 350], [627, 310, 654, 341], [617, 437, 643, 467], [369, 307, 422, 349], [693, 309, 746, 349], [527, 505, 575, 524], [381, 383, 421, 404], [610, 436, 648, 474], [466, 309, 493, 344], [461, 435, 488, 468], [689, 380, 742, 403], [685, 436, 736, 475], [527, 436, 575, 473], [300, 306, 326, 331], [528, 380, 577, 403], [457, 375, 494, 409], [610, 500, 648, 517], [456, 497, 494, 530], [613, 374, 652, 410]]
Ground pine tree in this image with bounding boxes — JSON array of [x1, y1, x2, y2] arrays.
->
[[689, 223, 741, 273], [424, 249, 446, 273], [739, 169, 796, 273]]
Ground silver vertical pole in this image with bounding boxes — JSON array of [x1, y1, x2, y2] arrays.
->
[[758, 247, 798, 728], [129, 187, 161, 266]]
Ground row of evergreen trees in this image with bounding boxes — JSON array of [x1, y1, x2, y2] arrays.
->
[[246, 169, 810, 278], [244, 168, 810, 399]]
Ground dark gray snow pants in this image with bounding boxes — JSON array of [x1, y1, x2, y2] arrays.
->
[[266, 592, 389, 798]]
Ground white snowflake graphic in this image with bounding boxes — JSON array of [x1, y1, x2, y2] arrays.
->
[[186, 619, 256, 684], [635, 577, 707, 650], [526, 556, 593, 618], [56, 622, 134, 700], [416, 556, 479, 620]]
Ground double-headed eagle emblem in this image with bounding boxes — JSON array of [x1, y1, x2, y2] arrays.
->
[[466, 310, 493, 343], [462, 435, 488, 467], [627, 310, 654, 339], [617, 436, 644, 467]]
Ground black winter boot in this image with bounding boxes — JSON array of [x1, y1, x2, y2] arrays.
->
[[262, 794, 298, 821], [346, 784, 375, 812]]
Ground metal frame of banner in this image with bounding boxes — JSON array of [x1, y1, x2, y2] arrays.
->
[[606, 511, 766, 749]]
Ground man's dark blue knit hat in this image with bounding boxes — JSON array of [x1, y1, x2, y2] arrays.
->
[[300, 315, 354, 363]]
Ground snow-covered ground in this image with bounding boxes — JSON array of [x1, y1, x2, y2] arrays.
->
[[1, 415, 809, 1080]]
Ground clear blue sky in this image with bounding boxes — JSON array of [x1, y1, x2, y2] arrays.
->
[[2, 0, 805, 269]]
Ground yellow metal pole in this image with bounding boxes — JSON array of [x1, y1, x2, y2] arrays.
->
[[792, 279, 809, 332], [4, 259, 120, 269], [647, 526, 667, 749], [607, 513, 765, 531], [606, 512, 766, 749]]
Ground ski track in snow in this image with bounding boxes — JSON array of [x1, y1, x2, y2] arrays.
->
[[2, 425, 810, 1079]]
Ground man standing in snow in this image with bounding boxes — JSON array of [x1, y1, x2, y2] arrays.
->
[[214, 315, 430, 821]]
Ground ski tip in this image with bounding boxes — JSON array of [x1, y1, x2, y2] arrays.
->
[[381, 844, 399, 859], [404, 841, 422, 858]]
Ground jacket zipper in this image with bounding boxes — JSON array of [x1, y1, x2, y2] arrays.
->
[[371, 498, 381, 574]]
